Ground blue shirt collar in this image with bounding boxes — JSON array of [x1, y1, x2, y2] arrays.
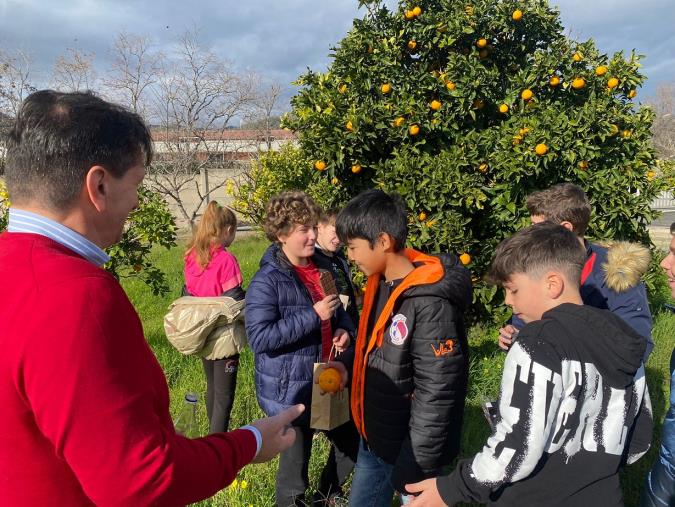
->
[[7, 208, 110, 266]]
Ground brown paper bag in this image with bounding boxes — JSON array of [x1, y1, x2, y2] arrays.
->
[[310, 357, 350, 431]]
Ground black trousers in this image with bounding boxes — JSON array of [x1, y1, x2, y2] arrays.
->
[[275, 420, 360, 506], [201, 355, 239, 434]]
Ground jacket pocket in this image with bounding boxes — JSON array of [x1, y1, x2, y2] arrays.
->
[[276, 360, 290, 402]]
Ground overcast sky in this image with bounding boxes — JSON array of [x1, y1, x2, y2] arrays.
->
[[1, 0, 673, 111]]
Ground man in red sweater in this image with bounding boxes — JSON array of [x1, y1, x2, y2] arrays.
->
[[0, 90, 303, 506]]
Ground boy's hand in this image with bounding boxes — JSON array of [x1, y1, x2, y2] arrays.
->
[[406, 478, 447, 506], [249, 404, 304, 463], [498, 324, 517, 351], [332, 328, 350, 352], [323, 360, 349, 390], [314, 295, 340, 321]]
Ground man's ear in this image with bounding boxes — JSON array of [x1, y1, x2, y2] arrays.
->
[[559, 221, 575, 232], [545, 271, 565, 299], [84, 165, 109, 213]]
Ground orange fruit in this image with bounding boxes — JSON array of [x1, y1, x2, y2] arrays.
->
[[318, 368, 341, 393], [381, 83, 392, 94], [338, 83, 347, 94], [430, 100, 442, 111], [346, 120, 354, 131], [499, 103, 509, 114], [331, 177, 339, 185], [621, 129, 632, 138], [578, 160, 589, 170], [407, 40, 417, 50], [512, 9, 523, 21], [535, 143, 548, 156], [476, 38, 488, 49], [351, 164, 362, 174], [418, 211, 427, 221], [628, 89, 637, 99], [446, 81, 456, 91], [571, 78, 586, 90], [478, 49, 489, 59], [478, 163, 488, 173], [409, 124, 420, 136], [412, 6, 422, 16], [521, 88, 533, 101], [647, 171, 656, 181], [595, 65, 608, 76], [404, 9, 415, 19], [393, 116, 405, 127], [607, 77, 619, 89], [314, 160, 327, 171], [549, 76, 560, 87], [459, 253, 471, 265], [572, 52, 583, 62]]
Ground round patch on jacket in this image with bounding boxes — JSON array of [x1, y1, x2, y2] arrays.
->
[[389, 314, 409, 345]]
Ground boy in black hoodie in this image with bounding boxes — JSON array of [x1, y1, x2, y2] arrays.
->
[[406, 222, 653, 507], [330, 189, 472, 506]]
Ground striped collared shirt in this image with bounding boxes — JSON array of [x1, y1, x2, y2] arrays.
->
[[7, 208, 110, 266]]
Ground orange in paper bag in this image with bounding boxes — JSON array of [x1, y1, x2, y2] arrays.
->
[[318, 368, 341, 393]]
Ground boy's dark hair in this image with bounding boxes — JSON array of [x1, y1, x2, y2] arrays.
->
[[319, 208, 340, 226], [263, 191, 321, 242], [336, 189, 407, 251], [487, 222, 586, 287], [670, 222, 675, 236], [5, 90, 153, 210], [526, 183, 591, 235]]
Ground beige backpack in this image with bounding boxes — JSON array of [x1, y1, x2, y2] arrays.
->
[[163, 296, 247, 359]]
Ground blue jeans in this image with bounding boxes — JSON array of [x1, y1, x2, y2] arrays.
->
[[641, 350, 675, 507], [348, 439, 411, 506]]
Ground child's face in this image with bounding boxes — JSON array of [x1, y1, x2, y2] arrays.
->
[[346, 238, 386, 277], [279, 223, 317, 260], [660, 236, 675, 297], [317, 222, 341, 252], [503, 272, 551, 324]]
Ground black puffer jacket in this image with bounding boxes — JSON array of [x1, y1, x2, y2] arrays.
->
[[346, 249, 472, 492]]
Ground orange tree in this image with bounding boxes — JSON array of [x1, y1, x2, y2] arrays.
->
[[282, 0, 666, 320]]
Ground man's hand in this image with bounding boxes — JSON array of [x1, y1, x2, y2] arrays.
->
[[313, 295, 340, 321], [498, 324, 517, 351], [249, 404, 304, 463], [406, 478, 448, 507], [332, 328, 350, 353], [322, 360, 349, 391]]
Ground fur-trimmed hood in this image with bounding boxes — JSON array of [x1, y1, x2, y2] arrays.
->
[[600, 241, 651, 293]]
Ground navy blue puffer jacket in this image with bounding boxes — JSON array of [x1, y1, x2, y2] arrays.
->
[[245, 244, 355, 425]]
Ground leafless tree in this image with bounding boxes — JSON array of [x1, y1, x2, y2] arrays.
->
[[649, 83, 675, 161], [0, 48, 36, 117], [103, 33, 160, 116], [51, 48, 97, 92], [243, 78, 283, 150], [147, 29, 255, 226]]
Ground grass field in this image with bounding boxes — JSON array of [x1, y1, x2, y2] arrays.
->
[[120, 235, 675, 507]]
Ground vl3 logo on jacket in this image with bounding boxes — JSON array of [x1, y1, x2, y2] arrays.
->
[[389, 314, 409, 345]]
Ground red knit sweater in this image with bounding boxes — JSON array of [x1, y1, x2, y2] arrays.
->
[[0, 232, 257, 506]]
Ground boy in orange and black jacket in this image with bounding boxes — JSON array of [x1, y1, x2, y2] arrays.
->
[[329, 189, 472, 506]]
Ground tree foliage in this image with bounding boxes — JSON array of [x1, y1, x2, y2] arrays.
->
[[282, 0, 666, 319]]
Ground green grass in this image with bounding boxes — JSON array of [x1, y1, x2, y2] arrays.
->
[[121, 235, 675, 507]]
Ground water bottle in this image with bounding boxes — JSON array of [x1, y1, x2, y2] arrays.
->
[[174, 392, 198, 438]]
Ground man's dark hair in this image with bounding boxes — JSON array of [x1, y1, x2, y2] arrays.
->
[[526, 182, 591, 236], [336, 189, 407, 251], [670, 222, 675, 236], [487, 222, 586, 287], [5, 90, 153, 210]]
